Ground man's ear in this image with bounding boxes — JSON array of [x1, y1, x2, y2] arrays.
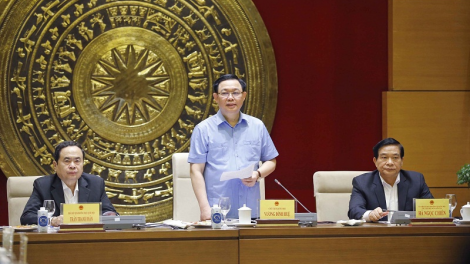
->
[[241, 91, 247, 102]]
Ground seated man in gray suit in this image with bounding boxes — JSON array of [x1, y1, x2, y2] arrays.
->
[[348, 138, 433, 222], [21, 141, 118, 226]]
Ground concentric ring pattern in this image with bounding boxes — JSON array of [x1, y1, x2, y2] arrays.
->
[[0, 0, 277, 221]]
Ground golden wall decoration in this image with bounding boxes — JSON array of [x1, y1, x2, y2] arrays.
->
[[0, 0, 277, 222]]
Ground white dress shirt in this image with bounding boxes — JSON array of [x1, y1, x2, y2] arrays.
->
[[62, 180, 79, 204], [363, 173, 400, 222]]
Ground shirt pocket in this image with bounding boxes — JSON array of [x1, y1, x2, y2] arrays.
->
[[208, 141, 228, 159], [209, 141, 227, 149], [241, 140, 261, 162]]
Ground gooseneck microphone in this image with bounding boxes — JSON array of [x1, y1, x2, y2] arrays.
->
[[274, 179, 312, 213]]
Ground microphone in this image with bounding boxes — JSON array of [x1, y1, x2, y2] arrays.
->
[[274, 179, 312, 213]]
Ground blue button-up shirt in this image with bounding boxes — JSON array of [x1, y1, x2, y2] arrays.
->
[[188, 111, 279, 218]]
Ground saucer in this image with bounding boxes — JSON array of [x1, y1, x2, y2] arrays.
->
[[232, 222, 256, 227], [456, 219, 470, 225], [12, 225, 38, 232], [337, 220, 365, 226], [191, 220, 212, 228]]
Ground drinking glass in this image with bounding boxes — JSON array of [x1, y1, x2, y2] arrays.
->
[[218, 197, 231, 227], [2, 227, 15, 259], [43, 200, 55, 226], [446, 194, 457, 218], [19, 233, 28, 264]]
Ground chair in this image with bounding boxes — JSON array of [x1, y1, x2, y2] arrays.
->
[[7, 176, 42, 226], [172, 153, 200, 222], [172, 153, 265, 222], [313, 171, 368, 222]]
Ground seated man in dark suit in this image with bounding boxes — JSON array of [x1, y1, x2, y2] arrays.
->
[[348, 138, 433, 222], [21, 141, 118, 226]]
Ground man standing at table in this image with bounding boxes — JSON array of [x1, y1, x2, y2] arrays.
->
[[348, 138, 433, 222], [20, 141, 118, 226], [188, 74, 278, 221]]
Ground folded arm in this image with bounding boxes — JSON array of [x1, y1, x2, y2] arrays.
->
[[348, 182, 367, 220], [348, 177, 388, 222]]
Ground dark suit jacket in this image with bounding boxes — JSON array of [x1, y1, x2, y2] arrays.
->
[[348, 170, 433, 220], [20, 173, 117, 225]]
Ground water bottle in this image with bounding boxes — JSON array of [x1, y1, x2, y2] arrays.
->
[[211, 204, 222, 229], [37, 207, 48, 233]]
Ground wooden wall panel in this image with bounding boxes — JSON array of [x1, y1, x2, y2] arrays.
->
[[389, 0, 470, 91], [383, 91, 470, 188], [387, 1, 470, 208]]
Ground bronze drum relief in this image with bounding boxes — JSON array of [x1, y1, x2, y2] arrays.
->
[[0, 0, 277, 221]]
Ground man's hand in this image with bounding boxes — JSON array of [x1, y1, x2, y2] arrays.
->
[[200, 206, 211, 221], [103, 211, 117, 216], [51, 215, 63, 227], [369, 207, 388, 222], [241, 171, 258, 187]]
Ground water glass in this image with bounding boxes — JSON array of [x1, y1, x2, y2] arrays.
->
[[2, 227, 15, 259], [19, 233, 28, 264], [43, 200, 55, 226], [446, 194, 457, 218], [218, 197, 231, 227]]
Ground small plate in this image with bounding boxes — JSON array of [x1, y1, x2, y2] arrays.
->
[[337, 220, 365, 226], [456, 219, 470, 225], [232, 222, 256, 227], [12, 225, 38, 232]]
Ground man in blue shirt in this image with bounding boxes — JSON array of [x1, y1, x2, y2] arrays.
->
[[188, 74, 279, 221]]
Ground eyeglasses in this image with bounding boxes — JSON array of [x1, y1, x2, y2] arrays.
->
[[218, 91, 243, 98], [61, 158, 82, 166]]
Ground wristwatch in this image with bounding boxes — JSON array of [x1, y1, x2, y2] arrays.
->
[[256, 170, 262, 181]]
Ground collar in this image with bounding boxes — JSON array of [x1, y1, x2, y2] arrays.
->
[[379, 172, 401, 187], [215, 110, 248, 126], [61, 179, 79, 194]]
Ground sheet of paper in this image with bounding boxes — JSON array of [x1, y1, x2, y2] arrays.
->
[[220, 163, 255, 181]]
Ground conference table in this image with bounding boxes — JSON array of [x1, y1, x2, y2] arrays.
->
[[5, 223, 470, 264]]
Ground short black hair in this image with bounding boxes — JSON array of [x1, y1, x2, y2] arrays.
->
[[213, 74, 247, 93], [54, 141, 85, 162], [373, 138, 404, 158]]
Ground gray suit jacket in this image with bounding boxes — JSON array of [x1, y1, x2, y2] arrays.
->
[[348, 170, 433, 220], [20, 173, 117, 225]]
